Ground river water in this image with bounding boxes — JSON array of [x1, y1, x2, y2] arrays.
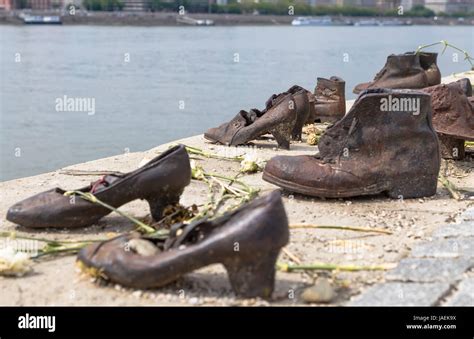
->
[[0, 25, 472, 181]]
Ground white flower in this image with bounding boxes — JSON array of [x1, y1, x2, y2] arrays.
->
[[240, 153, 266, 173], [190, 160, 205, 180], [0, 246, 32, 277]]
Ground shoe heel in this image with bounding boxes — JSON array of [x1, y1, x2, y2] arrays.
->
[[271, 128, 290, 149], [146, 191, 182, 221], [223, 249, 280, 299], [271, 114, 296, 149], [387, 174, 438, 199]]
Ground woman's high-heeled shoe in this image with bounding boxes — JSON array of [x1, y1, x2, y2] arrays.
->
[[205, 85, 311, 149], [205, 93, 297, 149], [77, 191, 289, 298], [6, 145, 191, 228]]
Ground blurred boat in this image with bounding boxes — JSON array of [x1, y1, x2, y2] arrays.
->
[[176, 16, 214, 26], [379, 19, 410, 26], [22, 15, 62, 25], [354, 19, 379, 26], [354, 18, 411, 26], [292, 16, 332, 26]]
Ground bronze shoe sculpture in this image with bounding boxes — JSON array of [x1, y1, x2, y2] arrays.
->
[[450, 77, 472, 97], [287, 85, 310, 141], [204, 91, 300, 149], [77, 191, 289, 298], [353, 53, 430, 94], [310, 76, 346, 123], [264, 85, 311, 141], [422, 80, 474, 160], [263, 89, 440, 199], [6, 145, 191, 228], [418, 52, 442, 86]]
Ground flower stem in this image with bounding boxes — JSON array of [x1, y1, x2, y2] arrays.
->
[[277, 262, 394, 272], [0, 232, 104, 244], [438, 175, 462, 200], [289, 225, 392, 235], [64, 191, 156, 234], [416, 40, 474, 69], [181, 145, 244, 162]]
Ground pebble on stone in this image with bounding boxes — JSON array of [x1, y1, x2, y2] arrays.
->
[[301, 278, 336, 304]]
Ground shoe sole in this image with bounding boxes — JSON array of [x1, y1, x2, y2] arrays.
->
[[263, 171, 437, 199], [262, 172, 386, 198]]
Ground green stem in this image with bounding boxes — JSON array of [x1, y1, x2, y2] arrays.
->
[[181, 145, 244, 162], [64, 191, 155, 234], [277, 262, 392, 272], [33, 243, 89, 258], [206, 172, 258, 196], [289, 225, 392, 235], [0, 232, 104, 244], [438, 175, 462, 200], [416, 40, 474, 69]]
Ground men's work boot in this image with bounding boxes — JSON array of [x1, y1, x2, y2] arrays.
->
[[309, 76, 346, 124], [422, 81, 474, 160], [353, 53, 428, 94], [450, 77, 472, 97], [418, 52, 441, 86], [263, 89, 440, 199]]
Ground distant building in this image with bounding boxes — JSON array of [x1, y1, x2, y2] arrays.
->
[[335, 0, 401, 9], [424, 0, 474, 14], [1, 0, 64, 10], [400, 0, 425, 10], [309, 0, 338, 5], [122, 0, 150, 12], [0, 0, 13, 10]]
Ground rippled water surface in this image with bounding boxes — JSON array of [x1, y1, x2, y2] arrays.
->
[[1, 25, 472, 180]]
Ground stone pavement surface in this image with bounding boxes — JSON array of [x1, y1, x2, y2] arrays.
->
[[349, 207, 474, 306]]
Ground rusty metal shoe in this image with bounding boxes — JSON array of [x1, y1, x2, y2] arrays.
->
[[311, 76, 346, 123], [418, 52, 441, 86], [450, 78, 472, 97], [6, 145, 191, 228], [422, 81, 474, 160], [284, 85, 310, 141], [204, 93, 297, 149], [422, 81, 474, 141], [77, 191, 289, 298], [353, 53, 428, 94], [263, 89, 440, 199]]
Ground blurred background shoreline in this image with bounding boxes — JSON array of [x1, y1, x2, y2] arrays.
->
[[1, 0, 473, 26], [1, 11, 473, 26]]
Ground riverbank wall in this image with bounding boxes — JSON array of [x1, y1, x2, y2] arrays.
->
[[1, 11, 473, 26]]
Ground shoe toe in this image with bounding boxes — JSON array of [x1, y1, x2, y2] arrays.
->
[[264, 155, 310, 183], [6, 202, 26, 225], [204, 126, 222, 142], [353, 82, 371, 94], [77, 242, 103, 268], [6, 189, 72, 228]]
